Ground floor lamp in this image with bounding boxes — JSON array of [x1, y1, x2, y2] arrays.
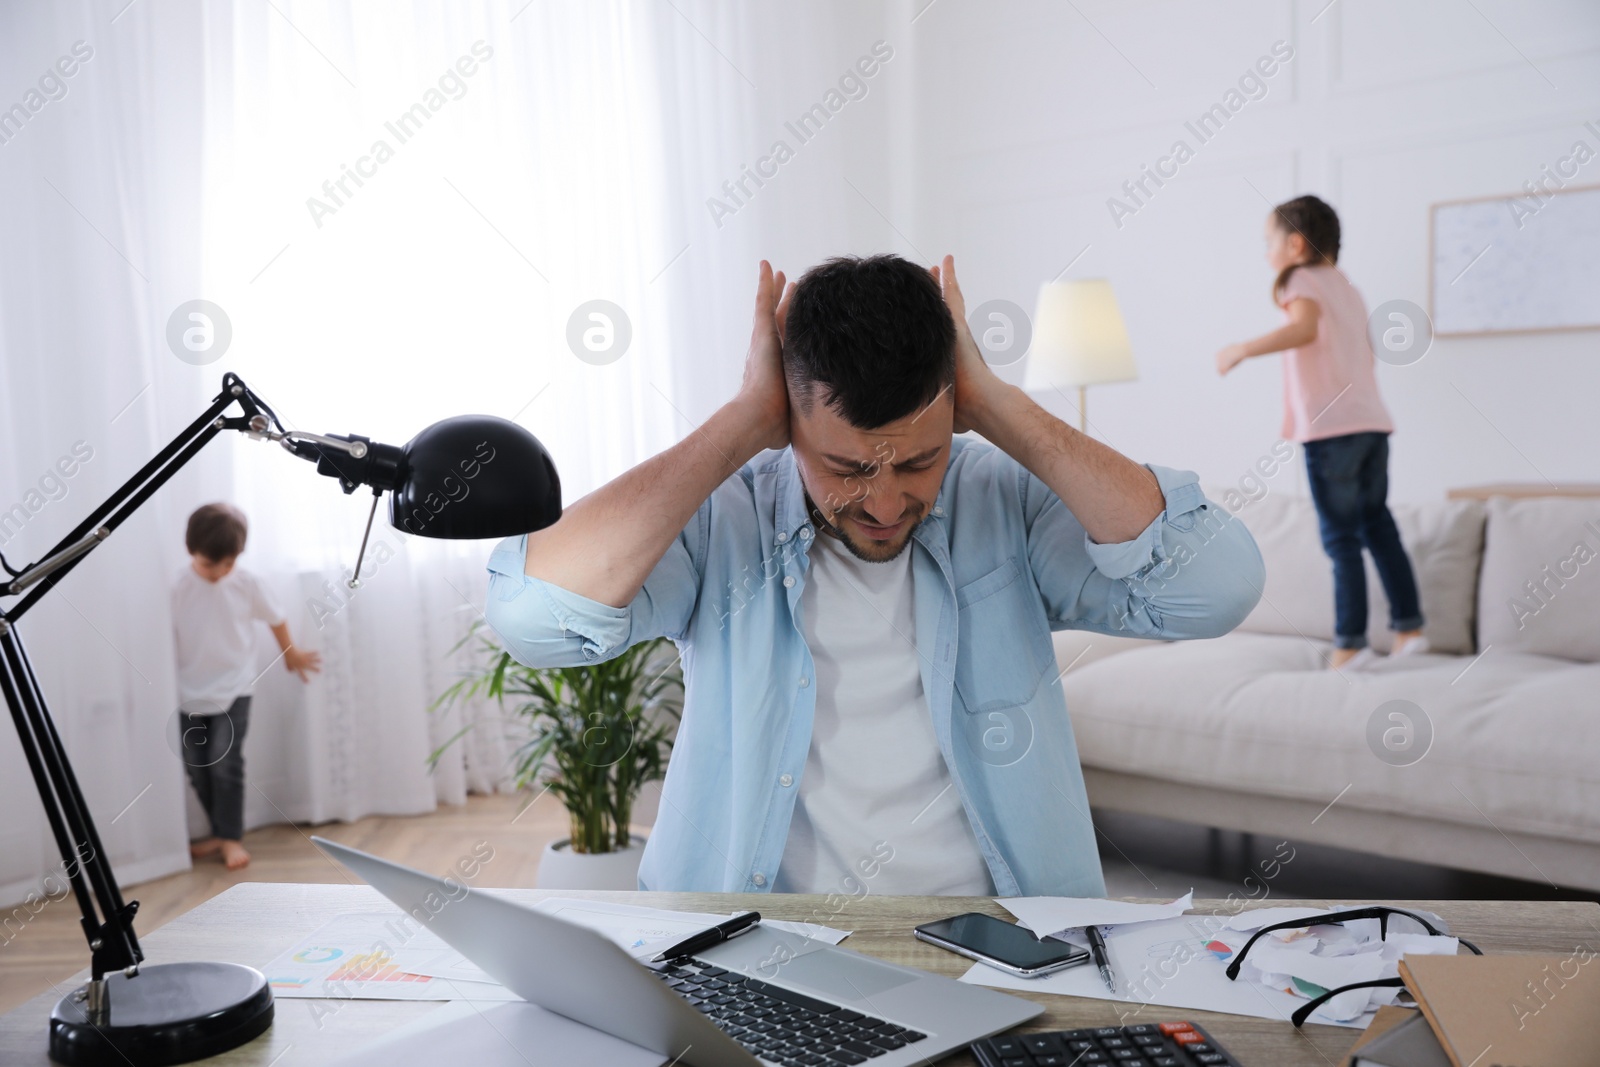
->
[[0, 373, 562, 1066], [1026, 278, 1139, 432]]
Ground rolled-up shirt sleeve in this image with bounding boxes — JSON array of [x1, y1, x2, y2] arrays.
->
[[484, 505, 704, 668], [1026, 464, 1264, 639]]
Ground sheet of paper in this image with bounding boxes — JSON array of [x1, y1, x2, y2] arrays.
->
[[387, 946, 497, 985], [330, 1000, 664, 1067], [264, 901, 852, 1003], [532, 898, 716, 957], [766, 918, 851, 945], [260, 912, 520, 1002], [1221, 906, 1342, 932], [530, 898, 850, 959], [999, 892, 1195, 939], [959, 912, 1374, 1029]]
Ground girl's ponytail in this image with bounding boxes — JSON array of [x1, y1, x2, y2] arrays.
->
[[1271, 195, 1341, 304]]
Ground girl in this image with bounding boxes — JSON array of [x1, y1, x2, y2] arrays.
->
[[1216, 194, 1425, 669]]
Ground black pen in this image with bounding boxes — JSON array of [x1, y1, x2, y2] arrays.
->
[[651, 911, 762, 963], [1086, 925, 1117, 994]]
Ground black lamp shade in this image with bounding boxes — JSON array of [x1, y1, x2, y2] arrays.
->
[[388, 415, 562, 539]]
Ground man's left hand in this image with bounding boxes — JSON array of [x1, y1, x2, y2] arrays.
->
[[930, 255, 1008, 435]]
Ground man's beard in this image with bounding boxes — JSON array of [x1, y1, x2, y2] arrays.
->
[[805, 493, 920, 563]]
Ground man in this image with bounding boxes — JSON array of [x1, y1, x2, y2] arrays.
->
[[486, 254, 1262, 896]]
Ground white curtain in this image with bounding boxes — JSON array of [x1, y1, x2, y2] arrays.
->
[[0, 0, 213, 904], [2, 0, 910, 900]]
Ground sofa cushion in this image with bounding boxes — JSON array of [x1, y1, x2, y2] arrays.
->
[[1050, 629, 1159, 676], [1477, 497, 1600, 663], [1062, 632, 1600, 847], [1369, 497, 1484, 655], [1210, 488, 1484, 655]]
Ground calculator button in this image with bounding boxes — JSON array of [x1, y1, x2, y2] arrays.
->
[[1173, 1030, 1203, 1044], [1194, 1055, 1227, 1065], [1158, 1022, 1193, 1036], [1023, 1035, 1066, 1054], [1151, 1058, 1180, 1067]]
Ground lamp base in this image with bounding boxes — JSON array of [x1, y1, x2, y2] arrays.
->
[[49, 962, 273, 1066]]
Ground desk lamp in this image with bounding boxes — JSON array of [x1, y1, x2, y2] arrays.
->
[[0, 373, 562, 1065], [1025, 278, 1139, 432]]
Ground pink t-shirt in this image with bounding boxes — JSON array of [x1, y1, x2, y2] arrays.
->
[[1277, 265, 1394, 443]]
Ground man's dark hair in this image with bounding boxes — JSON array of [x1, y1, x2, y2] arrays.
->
[[186, 502, 248, 561], [783, 254, 956, 428]]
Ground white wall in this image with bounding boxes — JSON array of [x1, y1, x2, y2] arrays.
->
[[905, 0, 1600, 502]]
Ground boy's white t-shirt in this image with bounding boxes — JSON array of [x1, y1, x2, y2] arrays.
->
[[774, 527, 994, 896], [172, 565, 284, 715]]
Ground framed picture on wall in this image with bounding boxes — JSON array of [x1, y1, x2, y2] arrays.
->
[[1430, 183, 1600, 337]]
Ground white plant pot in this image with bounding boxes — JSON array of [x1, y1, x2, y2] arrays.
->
[[536, 833, 647, 890]]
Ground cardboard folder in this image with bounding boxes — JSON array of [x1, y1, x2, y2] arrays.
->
[[1397, 953, 1600, 1067]]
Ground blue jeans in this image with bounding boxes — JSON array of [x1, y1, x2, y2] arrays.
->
[[1302, 432, 1424, 650], [180, 695, 251, 841]]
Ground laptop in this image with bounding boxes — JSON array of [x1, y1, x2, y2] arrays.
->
[[313, 837, 1041, 1067]]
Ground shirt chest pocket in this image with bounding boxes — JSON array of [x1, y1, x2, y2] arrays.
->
[[952, 556, 1054, 712]]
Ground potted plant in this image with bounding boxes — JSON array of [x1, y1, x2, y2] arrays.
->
[[432, 621, 682, 889]]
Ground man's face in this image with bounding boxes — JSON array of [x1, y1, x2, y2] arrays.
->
[[789, 387, 954, 563]]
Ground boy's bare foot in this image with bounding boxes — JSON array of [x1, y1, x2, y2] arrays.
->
[[220, 840, 251, 870], [190, 837, 222, 859]]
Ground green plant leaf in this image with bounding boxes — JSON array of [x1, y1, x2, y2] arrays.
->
[[433, 626, 684, 855]]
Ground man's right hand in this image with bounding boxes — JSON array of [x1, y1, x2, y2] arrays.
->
[[735, 260, 795, 453], [523, 260, 798, 608]]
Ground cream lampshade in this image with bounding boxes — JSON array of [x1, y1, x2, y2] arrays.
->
[[1025, 278, 1139, 432]]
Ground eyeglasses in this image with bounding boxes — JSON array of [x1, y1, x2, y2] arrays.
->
[[1224, 906, 1483, 1027]]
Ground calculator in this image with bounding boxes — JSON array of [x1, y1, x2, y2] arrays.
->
[[970, 1020, 1242, 1067]]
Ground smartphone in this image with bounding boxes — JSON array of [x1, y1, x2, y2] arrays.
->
[[913, 912, 1089, 978]]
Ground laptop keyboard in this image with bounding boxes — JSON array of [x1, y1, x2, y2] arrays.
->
[[653, 957, 928, 1065]]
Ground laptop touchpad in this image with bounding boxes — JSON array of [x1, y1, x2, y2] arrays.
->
[[769, 950, 917, 1000]]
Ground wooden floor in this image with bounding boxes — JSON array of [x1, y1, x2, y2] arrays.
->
[[0, 792, 567, 1016]]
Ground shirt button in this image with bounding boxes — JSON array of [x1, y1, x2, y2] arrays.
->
[[782, 576, 795, 588], [779, 774, 793, 787], [933, 506, 945, 516], [776, 531, 789, 543], [798, 676, 809, 688], [801, 526, 813, 539], [752, 872, 767, 887]]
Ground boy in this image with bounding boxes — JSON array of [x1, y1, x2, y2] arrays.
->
[[173, 503, 320, 870]]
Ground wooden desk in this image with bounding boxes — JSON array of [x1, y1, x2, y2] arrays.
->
[[1, 885, 1594, 1066]]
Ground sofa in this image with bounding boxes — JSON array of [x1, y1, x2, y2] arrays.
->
[[1053, 486, 1600, 892]]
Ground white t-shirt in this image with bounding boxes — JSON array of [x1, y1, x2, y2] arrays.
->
[[171, 564, 284, 714], [775, 528, 994, 896]]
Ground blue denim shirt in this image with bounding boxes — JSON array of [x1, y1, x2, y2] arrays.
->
[[485, 438, 1263, 896]]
